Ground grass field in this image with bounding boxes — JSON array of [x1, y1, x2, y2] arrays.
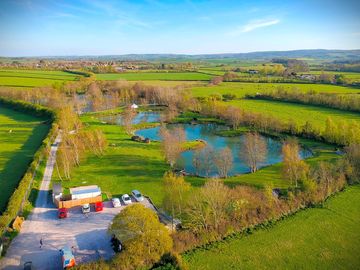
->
[[96, 72, 212, 81], [184, 185, 360, 270], [190, 82, 360, 98], [0, 69, 81, 88], [54, 114, 338, 205], [0, 106, 50, 212], [228, 99, 360, 129], [308, 71, 360, 83]]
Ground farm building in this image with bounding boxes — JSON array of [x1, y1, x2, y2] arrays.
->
[[249, 69, 259, 74], [70, 185, 102, 200], [52, 183, 63, 203]]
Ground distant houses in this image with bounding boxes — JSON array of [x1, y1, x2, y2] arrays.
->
[[248, 69, 259, 74]]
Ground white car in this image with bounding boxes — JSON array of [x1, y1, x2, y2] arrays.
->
[[112, 197, 121, 208], [121, 194, 132, 205], [82, 203, 90, 214], [131, 190, 144, 202]]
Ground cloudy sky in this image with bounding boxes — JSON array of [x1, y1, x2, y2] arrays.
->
[[0, 0, 359, 56]]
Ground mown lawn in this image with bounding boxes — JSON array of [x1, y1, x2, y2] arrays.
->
[[228, 99, 360, 129], [53, 115, 169, 205], [0, 69, 80, 88], [184, 185, 360, 270], [190, 82, 360, 98], [0, 106, 50, 212], [96, 72, 212, 81]]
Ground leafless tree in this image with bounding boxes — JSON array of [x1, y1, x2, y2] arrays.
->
[[214, 147, 233, 178], [160, 126, 186, 168], [122, 106, 137, 135], [240, 132, 267, 173]]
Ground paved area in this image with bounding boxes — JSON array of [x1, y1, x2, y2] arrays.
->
[[0, 134, 155, 270]]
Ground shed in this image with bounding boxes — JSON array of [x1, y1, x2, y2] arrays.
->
[[52, 183, 63, 203], [70, 185, 102, 200]]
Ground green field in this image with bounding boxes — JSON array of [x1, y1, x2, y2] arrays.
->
[[228, 99, 360, 129], [0, 69, 81, 88], [96, 72, 212, 81], [54, 114, 338, 205], [53, 115, 169, 205], [184, 185, 360, 270], [308, 71, 360, 83], [0, 106, 50, 211], [190, 82, 360, 98]]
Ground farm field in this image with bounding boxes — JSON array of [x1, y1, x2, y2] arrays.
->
[[96, 72, 212, 81], [228, 99, 360, 129], [190, 82, 360, 98], [184, 185, 360, 270], [0, 69, 81, 88], [0, 106, 50, 212], [308, 70, 360, 83]]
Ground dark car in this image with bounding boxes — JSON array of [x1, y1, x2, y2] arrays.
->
[[23, 261, 35, 270]]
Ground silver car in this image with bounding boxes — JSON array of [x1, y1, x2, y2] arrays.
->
[[131, 190, 144, 202]]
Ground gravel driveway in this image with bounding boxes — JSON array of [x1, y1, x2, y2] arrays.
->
[[0, 134, 156, 270]]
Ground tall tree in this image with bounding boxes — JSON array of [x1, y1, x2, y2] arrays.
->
[[160, 126, 186, 168], [214, 147, 233, 178], [282, 139, 309, 187], [240, 132, 267, 173], [110, 204, 172, 270], [122, 106, 137, 135], [162, 171, 190, 225]]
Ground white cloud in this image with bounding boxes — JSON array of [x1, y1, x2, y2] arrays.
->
[[228, 18, 280, 36]]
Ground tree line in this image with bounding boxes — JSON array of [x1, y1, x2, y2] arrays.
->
[[162, 142, 359, 254], [248, 89, 360, 113], [198, 100, 360, 146]]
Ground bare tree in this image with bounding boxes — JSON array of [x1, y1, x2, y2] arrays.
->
[[240, 132, 267, 173], [122, 106, 137, 135], [192, 145, 215, 177], [160, 126, 186, 168], [214, 147, 233, 178]]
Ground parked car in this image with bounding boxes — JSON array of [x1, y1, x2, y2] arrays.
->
[[60, 246, 76, 269], [58, 208, 67, 219], [23, 261, 35, 270], [112, 198, 121, 208], [131, 190, 144, 202], [121, 194, 132, 205], [82, 203, 90, 214], [110, 234, 123, 253], [94, 201, 103, 212]]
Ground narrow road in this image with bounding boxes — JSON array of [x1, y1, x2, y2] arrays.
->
[[0, 133, 62, 270], [0, 132, 160, 270]]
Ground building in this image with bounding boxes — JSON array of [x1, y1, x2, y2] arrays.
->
[[248, 69, 259, 74], [131, 103, 139, 109], [69, 185, 102, 200], [52, 183, 63, 203]]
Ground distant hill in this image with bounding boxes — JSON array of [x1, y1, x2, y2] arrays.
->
[[2, 49, 360, 62]]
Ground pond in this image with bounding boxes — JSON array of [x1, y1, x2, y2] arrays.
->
[[136, 122, 313, 177], [100, 111, 161, 125]]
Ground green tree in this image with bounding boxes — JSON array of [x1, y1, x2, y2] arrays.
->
[[162, 171, 190, 221], [110, 204, 173, 270]]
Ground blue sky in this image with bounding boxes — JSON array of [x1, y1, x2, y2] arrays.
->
[[0, 0, 359, 56]]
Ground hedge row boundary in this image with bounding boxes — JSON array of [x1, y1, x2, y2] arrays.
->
[[0, 97, 58, 235]]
